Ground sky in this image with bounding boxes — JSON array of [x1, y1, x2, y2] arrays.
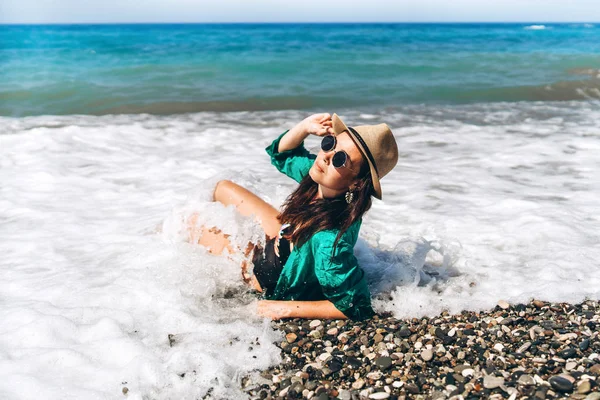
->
[[1, 0, 599, 24]]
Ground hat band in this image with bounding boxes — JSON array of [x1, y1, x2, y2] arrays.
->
[[348, 126, 379, 177]]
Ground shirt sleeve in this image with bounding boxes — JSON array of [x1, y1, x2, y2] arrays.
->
[[312, 231, 375, 320], [265, 130, 316, 183]]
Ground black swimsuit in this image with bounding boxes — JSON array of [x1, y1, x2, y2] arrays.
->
[[251, 225, 292, 294]]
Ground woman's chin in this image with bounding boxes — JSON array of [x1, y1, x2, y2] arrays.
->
[[308, 166, 322, 182]]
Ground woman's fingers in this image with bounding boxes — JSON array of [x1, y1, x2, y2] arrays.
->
[[315, 125, 332, 136], [303, 113, 333, 136], [317, 113, 331, 123]]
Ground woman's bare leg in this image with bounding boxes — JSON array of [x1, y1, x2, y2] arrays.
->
[[187, 180, 280, 292], [212, 180, 281, 238]]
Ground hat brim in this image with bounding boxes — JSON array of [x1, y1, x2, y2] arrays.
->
[[331, 113, 382, 199]]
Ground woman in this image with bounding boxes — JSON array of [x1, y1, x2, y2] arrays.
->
[[189, 113, 398, 320]]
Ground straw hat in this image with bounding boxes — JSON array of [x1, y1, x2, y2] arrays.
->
[[331, 113, 398, 200]]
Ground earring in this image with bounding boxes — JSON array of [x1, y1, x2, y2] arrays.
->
[[345, 190, 354, 204]]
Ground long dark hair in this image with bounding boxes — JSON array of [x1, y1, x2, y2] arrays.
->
[[277, 162, 374, 249]]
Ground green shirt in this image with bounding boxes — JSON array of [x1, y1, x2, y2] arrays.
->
[[264, 131, 375, 320]]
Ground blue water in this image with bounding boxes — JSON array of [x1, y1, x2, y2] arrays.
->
[[1, 23, 599, 116]]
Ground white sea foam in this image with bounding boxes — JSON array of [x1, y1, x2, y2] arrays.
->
[[1, 103, 599, 398], [524, 25, 548, 30]]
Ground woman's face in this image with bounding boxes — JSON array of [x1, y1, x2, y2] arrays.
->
[[309, 131, 365, 198]]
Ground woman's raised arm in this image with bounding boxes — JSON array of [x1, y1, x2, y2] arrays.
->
[[277, 113, 333, 152]]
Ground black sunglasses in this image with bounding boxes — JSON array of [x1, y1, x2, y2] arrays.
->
[[320, 135, 350, 169]]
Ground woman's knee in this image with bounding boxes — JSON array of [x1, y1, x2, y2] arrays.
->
[[213, 179, 236, 202]]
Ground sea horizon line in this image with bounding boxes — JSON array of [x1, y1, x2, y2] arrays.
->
[[1, 21, 598, 26]]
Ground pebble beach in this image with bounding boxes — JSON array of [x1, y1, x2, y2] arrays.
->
[[243, 300, 600, 400], [2, 23, 600, 399]]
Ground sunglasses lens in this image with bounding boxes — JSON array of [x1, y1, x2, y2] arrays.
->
[[332, 151, 347, 168], [321, 135, 336, 152]]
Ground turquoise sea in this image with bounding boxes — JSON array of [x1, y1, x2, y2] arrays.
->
[[1, 23, 599, 116]]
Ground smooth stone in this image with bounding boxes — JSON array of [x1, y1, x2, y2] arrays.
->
[[309, 320, 322, 328], [549, 375, 574, 393], [454, 365, 470, 374], [431, 391, 446, 400], [517, 374, 535, 386], [585, 393, 600, 400], [421, 349, 433, 362], [338, 390, 352, 400], [457, 351, 465, 360], [559, 333, 578, 341], [566, 361, 578, 371], [532, 300, 546, 308], [580, 339, 590, 351], [328, 358, 343, 373], [327, 327, 338, 336], [367, 371, 383, 380], [559, 348, 577, 359], [375, 357, 393, 370], [280, 378, 293, 389], [398, 327, 412, 338], [405, 383, 420, 394], [290, 383, 304, 394], [374, 333, 384, 343], [352, 379, 365, 390], [534, 388, 549, 400], [346, 356, 362, 368], [494, 343, 505, 352], [337, 333, 349, 343], [559, 374, 576, 384], [286, 333, 298, 343], [484, 375, 505, 389], [589, 364, 600, 375], [517, 341, 532, 353], [461, 368, 474, 377], [309, 330, 322, 339], [511, 370, 525, 380], [315, 385, 327, 394], [315, 392, 329, 400], [498, 300, 510, 309], [577, 380, 591, 394], [369, 393, 390, 399]]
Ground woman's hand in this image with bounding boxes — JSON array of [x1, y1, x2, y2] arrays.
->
[[277, 112, 333, 153], [299, 113, 333, 137]]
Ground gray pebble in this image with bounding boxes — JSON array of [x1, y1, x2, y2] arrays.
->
[[549, 375, 573, 393]]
